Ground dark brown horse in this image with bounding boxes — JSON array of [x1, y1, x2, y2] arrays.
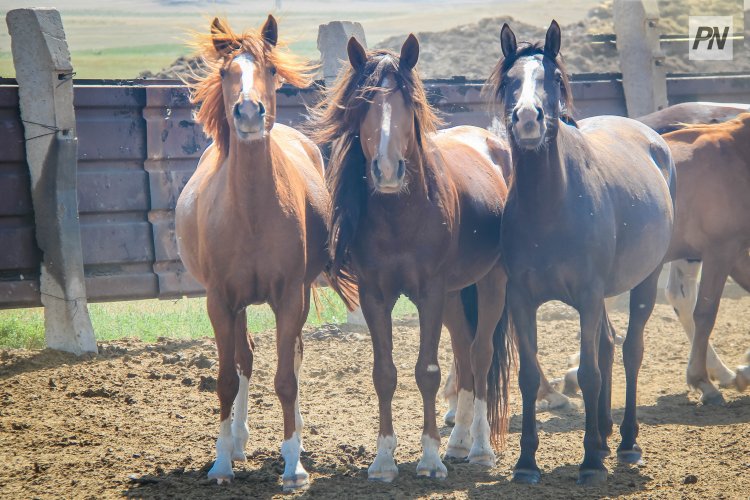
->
[[311, 36, 512, 480], [488, 21, 675, 485], [175, 16, 356, 490]]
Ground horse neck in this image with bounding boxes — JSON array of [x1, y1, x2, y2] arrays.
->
[[509, 122, 572, 212], [225, 135, 283, 215]]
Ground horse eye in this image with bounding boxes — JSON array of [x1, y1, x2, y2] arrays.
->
[[270, 67, 277, 76], [219, 68, 226, 78]]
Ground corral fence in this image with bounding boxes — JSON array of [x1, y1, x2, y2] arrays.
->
[[2, 1, 749, 353]]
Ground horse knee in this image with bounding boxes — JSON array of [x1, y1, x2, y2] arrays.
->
[[217, 368, 240, 410], [373, 360, 397, 397], [416, 362, 441, 394], [274, 373, 298, 406]]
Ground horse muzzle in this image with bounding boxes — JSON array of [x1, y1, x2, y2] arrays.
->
[[511, 105, 546, 150], [233, 99, 266, 140], [371, 157, 406, 194]]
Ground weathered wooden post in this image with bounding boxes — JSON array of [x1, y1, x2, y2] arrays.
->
[[613, 0, 667, 116], [317, 21, 368, 326], [7, 8, 97, 354]]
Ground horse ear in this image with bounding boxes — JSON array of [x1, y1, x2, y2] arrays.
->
[[211, 18, 233, 55], [347, 37, 367, 71], [500, 23, 517, 58], [544, 20, 561, 59], [399, 34, 419, 71], [262, 14, 278, 47]]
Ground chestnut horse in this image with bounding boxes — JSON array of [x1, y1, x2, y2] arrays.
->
[[488, 22, 675, 485], [175, 16, 356, 490], [537, 103, 750, 408], [311, 36, 512, 481]]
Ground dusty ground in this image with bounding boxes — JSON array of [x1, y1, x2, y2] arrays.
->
[[1, 296, 749, 499]]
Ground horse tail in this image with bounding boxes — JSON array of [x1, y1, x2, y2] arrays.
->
[[323, 265, 359, 312], [487, 301, 515, 448]]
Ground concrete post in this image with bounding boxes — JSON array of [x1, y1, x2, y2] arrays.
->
[[317, 21, 368, 327], [7, 8, 97, 354], [317, 21, 367, 87], [613, 0, 667, 116]]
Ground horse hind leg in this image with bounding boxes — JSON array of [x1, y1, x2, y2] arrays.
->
[[442, 290, 475, 460], [442, 359, 459, 426], [597, 311, 615, 458], [206, 292, 240, 484], [536, 358, 572, 411], [666, 260, 736, 388], [729, 253, 750, 392], [618, 266, 660, 465], [273, 286, 310, 491], [230, 308, 254, 462]]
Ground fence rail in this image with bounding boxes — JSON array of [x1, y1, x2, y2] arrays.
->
[[2, 73, 750, 309]]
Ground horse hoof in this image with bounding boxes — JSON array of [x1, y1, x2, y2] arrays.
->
[[577, 468, 607, 486], [700, 390, 725, 406], [443, 409, 456, 427], [617, 445, 643, 465], [282, 472, 310, 492], [734, 366, 749, 392], [416, 460, 448, 480], [512, 468, 541, 484], [207, 462, 235, 485], [444, 445, 470, 460], [468, 452, 496, 467], [368, 464, 399, 483]]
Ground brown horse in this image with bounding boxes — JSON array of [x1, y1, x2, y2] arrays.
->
[[310, 36, 512, 480], [538, 103, 750, 408], [488, 21, 675, 485], [660, 115, 750, 403], [175, 16, 356, 490]]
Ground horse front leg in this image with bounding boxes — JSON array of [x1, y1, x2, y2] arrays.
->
[[360, 286, 399, 482], [442, 290, 476, 460], [206, 291, 239, 484], [272, 285, 309, 491], [414, 285, 448, 479], [231, 308, 254, 462], [509, 288, 541, 484], [728, 252, 750, 392], [576, 291, 607, 486]]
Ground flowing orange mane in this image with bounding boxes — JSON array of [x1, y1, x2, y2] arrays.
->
[[186, 18, 316, 156]]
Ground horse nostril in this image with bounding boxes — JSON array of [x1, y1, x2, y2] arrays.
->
[[397, 159, 405, 179], [258, 102, 265, 116], [511, 109, 519, 123], [372, 159, 382, 180], [233, 103, 242, 119], [536, 106, 543, 121]]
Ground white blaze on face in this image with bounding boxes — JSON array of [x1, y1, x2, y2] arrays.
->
[[378, 77, 393, 160], [235, 53, 256, 98], [517, 58, 541, 111]]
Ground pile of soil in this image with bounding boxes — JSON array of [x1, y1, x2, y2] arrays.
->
[[141, 1, 750, 81], [1, 297, 749, 498]]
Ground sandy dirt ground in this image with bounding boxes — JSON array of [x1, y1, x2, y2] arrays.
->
[[1, 296, 749, 499]]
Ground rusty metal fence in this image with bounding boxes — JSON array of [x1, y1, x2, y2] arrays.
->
[[2, 73, 750, 308]]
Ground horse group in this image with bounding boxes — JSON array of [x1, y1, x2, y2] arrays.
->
[[175, 15, 750, 490]]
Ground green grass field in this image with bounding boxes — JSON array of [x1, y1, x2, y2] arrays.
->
[[0, 290, 416, 350]]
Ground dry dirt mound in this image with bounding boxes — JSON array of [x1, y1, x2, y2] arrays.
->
[[1, 298, 749, 499], [143, 1, 748, 81]]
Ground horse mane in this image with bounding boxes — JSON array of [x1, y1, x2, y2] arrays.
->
[[185, 18, 316, 157], [484, 42, 575, 125], [307, 49, 443, 290]]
